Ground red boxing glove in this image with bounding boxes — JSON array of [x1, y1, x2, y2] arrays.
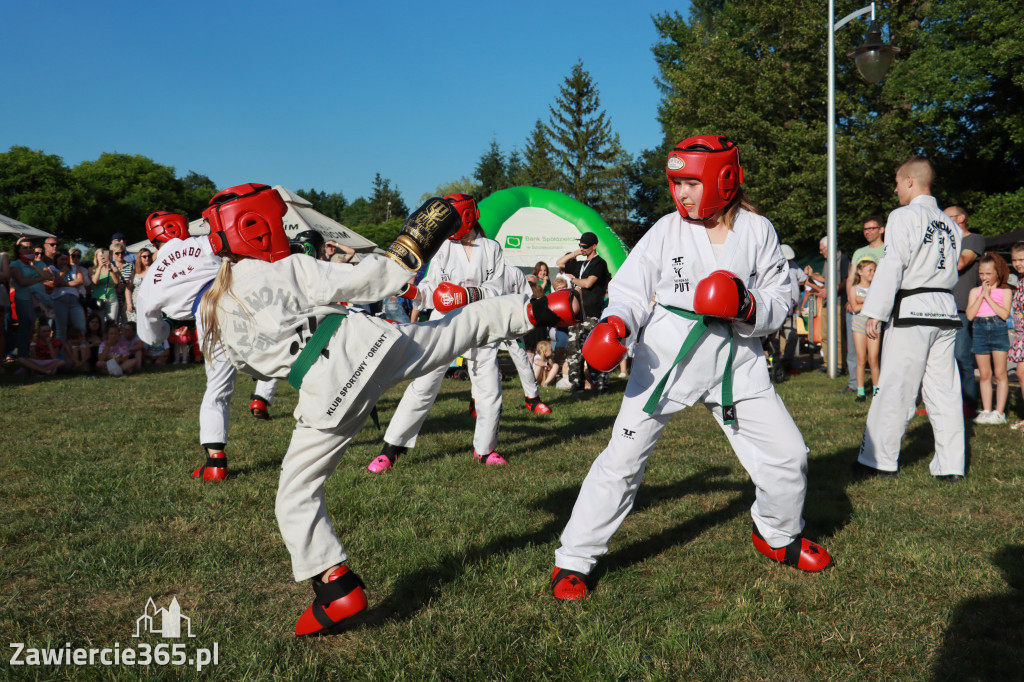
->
[[583, 316, 629, 371], [693, 270, 756, 323], [433, 281, 482, 313], [527, 289, 583, 328], [398, 283, 417, 300]]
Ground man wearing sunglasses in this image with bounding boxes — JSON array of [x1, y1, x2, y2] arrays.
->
[[556, 232, 611, 394], [42, 238, 59, 267]]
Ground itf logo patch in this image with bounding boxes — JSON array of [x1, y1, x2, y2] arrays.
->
[[134, 598, 194, 638], [504, 236, 522, 249]]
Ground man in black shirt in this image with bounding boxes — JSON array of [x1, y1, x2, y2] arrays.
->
[[556, 232, 611, 393]]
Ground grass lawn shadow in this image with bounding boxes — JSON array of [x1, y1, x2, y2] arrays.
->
[[931, 544, 1024, 681]]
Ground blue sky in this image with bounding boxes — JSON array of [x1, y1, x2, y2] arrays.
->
[[1, 0, 690, 208]]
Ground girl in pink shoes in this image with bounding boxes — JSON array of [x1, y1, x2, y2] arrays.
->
[[1008, 243, 1024, 431], [967, 252, 1013, 425]]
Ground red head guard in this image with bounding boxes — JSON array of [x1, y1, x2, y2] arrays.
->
[[202, 183, 289, 263], [443, 193, 479, 240], [145, 211, 189, 244], [666, 135, 744, 219]]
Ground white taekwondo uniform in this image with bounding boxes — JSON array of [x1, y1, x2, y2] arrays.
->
[[857, 194, 965, 475], [204, 253, 533, 580], [135, 235, 278, 449], [555, 208, 812, 574], [382, 232, 507, 456], [500, 265, 542, 400]]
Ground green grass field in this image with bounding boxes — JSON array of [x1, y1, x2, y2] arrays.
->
[[2, 364, 1022, 681]]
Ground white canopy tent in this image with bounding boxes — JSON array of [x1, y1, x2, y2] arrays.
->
[[127, 186, 385, 259], [0, 213, 56, 239]]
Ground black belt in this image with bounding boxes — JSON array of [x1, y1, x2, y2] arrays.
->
[[891, 287, 962, 329]]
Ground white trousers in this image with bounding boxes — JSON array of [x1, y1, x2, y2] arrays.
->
[[199, 347, 278, 448], [277, 295, 531, 580], [858, 325, 965, 475], [555, 388, 809, 575], [503, 338, 540, 399], [384, 341, 505, 455]]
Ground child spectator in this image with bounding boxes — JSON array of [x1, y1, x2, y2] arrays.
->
[[98, 324, 139, 376], [16, 323, 63, 375], [143, 335, 170, 365], [967, 252, 1012, 425], [1006, 243, 1024, 430], [850, 257, 881, 402], [64, 326, 91, 373], [84, 313, 104, 371], [551, 277, 573, 389], [533, 339, 560, 386], [532, 262, 552, 294], [169, 325, 194, 364], [121, 321, 146, 369]]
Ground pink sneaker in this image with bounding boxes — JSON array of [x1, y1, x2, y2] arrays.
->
[[473, 450, 508, 466], [367, 444, 406, 473], [367, 455, 393, 473]]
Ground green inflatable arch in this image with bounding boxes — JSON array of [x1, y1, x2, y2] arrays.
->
[[477, 186, 629, 274]]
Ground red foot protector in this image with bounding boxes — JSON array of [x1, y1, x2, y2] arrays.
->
[[295, 565, 368, 636], [192, 452, 227, 481], [250, 397, 270, 420], [551, 567, 591, 600], [752, 525, 831, 572], [525, 396, 552, 414]]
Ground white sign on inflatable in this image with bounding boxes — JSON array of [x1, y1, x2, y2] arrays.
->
[[491, 207, 583, 271]]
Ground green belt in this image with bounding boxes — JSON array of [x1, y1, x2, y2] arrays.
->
[[288, 313, 346, 391], [643, 304, 737, 424]]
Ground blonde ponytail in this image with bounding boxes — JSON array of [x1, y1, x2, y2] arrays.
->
[[200, 258, 236, 363]]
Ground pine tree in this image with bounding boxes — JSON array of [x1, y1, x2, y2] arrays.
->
[[521, 120, 560, 190], [368, 173, 407, 223], [474, 138, 507, 199], [546, 61, 618, 206]]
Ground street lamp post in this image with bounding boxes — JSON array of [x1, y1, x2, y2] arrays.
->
[[825, 0, 899, 379]]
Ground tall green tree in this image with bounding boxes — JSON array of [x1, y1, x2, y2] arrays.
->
[[626, 145, 675, 240], [546, 61, 619, 207], [651, 0, 1024, 251], [71, 153, 184, 244], [340, 197, 373, 226], [180, 171, 218, 219], [474, 138, 508, 199], [421, 177, 478, 204], [505, 149, 526, 188], [296, 187, 348, 223], [0, 146, 87, 237], [520, 119, 561, 190], [367, 173, 408, 224]]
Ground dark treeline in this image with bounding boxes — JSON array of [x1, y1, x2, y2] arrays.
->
[[3, 0, 1021, 255]]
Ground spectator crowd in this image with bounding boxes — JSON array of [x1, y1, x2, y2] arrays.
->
[[2, 219, 1021, 433]]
